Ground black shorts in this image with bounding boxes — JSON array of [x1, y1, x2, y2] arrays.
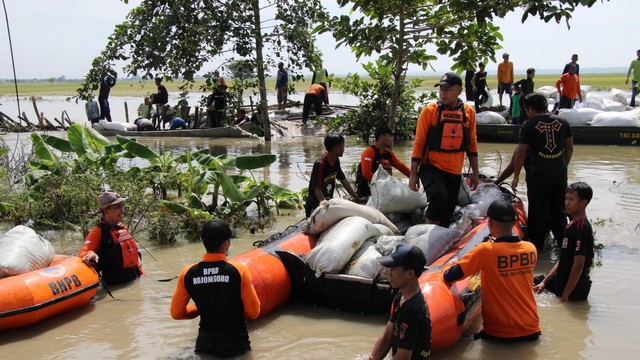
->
[[418, 164, 461, 226], [498, 82, 512, 95]]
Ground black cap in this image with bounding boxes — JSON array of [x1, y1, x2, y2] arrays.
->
[[434, 72, 463, 88], [378, 244, 426, 274], [374, 125, 393, 140], [487, 199, 517, 222], [201, 219, 233, 250]]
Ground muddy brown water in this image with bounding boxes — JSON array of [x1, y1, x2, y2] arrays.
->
[[1, 134, 639, 360]]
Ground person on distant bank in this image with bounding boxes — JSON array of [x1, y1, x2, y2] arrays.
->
[[562, 54, 580, 75], [98, 73, 117, 122], [625, 49, 640, 107], [556, 64, 581, 109], [472, 62, 490, 113], [312, 65, 331, 105], [302, 83, 326, 124], [276, 62, 288, 110], [137, 96, 151, 120]]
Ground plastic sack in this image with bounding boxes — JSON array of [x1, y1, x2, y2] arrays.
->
[[583, 93, 605, 110], [557, 108, 603, 126], [343, 240, 383, 279], [404, 224, 463, 266], [305, 216, 382, 275], [469, 183, 504, 218], [458, 175, 472, 207], [304, 198, 398, 236], [611, 88, 628, 106], [368, 168, 427, 214], [0, 225, 55, 278], [590, 110, 640, 127], [537, 86, 558, 99], [476, 111, 506, 124], [375, 235, 405, 256]]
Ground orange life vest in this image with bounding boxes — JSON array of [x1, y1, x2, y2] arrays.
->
[[426, 101, 470, 153], [97, 222, 141, 284]]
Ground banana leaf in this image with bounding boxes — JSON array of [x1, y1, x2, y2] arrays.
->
[[41, 134, 73, 153], [186, 193, 207, 210], [159, 200, 190, 215], [30, 133, 56, 163], [235, 154, 277, 170], [67, 124, 92, 156], [219, 170, 246, 202], [116, 135, 158, 160], [84, 126, 112, 148], [17, 169, 51, 186]]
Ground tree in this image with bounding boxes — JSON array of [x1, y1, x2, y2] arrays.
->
[[77, 0, 328, 141], [319, 0, 608, 131]]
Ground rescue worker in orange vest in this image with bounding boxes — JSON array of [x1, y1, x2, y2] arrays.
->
[[79, 190, 143, 285], [302, 83, 326, 124], [171, 220, 260, 357], [408, 72, 480, 227], [442, 199, 541, 342]]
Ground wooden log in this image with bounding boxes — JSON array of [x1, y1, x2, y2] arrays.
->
[[62, 110, 74, 127], [31, 96, 44, 128], [19, 112, 36, 127], [124, 101, 129, 123], [53, 117, 67, 130]]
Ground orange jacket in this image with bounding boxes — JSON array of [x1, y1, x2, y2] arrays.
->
[[556, 73, 581, 100], [306, 83, 325, 97], [79, 222, 144, 275], [443, 238, 540, 338], [170, 253, 260, 321], [360, 146, 410, 182], [411, 102, 478, 175]]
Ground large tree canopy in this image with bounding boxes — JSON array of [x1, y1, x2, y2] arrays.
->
[[319, 0, 608, 130], [77, 0, 328, 141]]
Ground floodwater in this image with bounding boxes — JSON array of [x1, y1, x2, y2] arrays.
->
[[1, 127, 640, 359]]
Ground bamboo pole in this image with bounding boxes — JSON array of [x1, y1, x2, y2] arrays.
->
[[62, 110, 74, 127], [31, 96, 44, 128], [19, 112, 36, 127]]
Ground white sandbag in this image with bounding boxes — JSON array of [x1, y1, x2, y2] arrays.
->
[[580, 85, 591, 101], [0, 225, 55, 277], [469, 183, 504, 218], [305, 216, 382, 275], [404, 224, 463, 266], [458, 175, 472, 207], [373, 223, 395, 236], [368, 168, 427, 214], [537, 86, 558, 99], [583, 93, 605, 110], [590, 110, 640, 127], [375, 235, 405, 256], [98, 119, 138, 131], [602, 100, 627, 112], [556, 108, 603, 126], [91, 123, 105, 130], [304, 198, 398, 236], [343, 240, 383, 278], [476, 111, 506, 124], [611, 88, 628, 106]]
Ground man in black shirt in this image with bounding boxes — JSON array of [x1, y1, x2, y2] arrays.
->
[[514, 68, 536, 122], [98, 73, 116, 122]]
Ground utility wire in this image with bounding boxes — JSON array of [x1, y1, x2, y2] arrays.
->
[[2, 0, 21, 121]]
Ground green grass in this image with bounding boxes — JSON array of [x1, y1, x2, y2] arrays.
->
[[0, 73, 629, 97]]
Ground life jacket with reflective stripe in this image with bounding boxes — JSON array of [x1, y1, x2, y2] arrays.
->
[[355, 145, 392, 197], [97, 222, 141, 284], [426, 101, 470, 153]]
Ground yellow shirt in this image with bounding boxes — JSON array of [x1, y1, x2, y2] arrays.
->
[[497, 61, 514, 83]]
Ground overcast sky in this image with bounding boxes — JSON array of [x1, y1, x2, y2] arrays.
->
[[0, 0, 637, 80]]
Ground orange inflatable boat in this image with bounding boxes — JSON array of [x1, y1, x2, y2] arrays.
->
[[233, 191, 527, 352], [0, 254, 100, 331]]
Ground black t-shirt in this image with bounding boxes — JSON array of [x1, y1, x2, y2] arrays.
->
[[518, 114, 572, 184], [474, 70, 487, 90], [304, 153, 345, 217], [390, 291, 431, 360], [153, 85, 169, 105], [514, 78, 535, 96], [552, 217, 594, 297]]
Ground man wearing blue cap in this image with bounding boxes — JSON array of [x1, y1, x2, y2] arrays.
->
[[443, 199, 540, 342], [369, 244, 431, 360], [409, 71, 480, 227]]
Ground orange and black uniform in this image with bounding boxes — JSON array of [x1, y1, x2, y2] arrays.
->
[[357, 145, 410, 197], [411, 100, 478, 226], [389, 291, 431, 359], [171, 253, 260, 357], [443, 236, 540, 341], [78, 221, 143, 285], [302, 84, 326, 124], [304, 152, 346, 217]]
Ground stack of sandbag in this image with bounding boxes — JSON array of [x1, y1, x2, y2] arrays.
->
[[537, 86, 558, 100], [611, 88, 629, 106], [0, 225, 55, 278], [306, 216, 382, 276], [304, 197, 398, 236], [556, 108, 603, 125], [367, 168, 427, 214], [583, 92, 605, 110], [476, 111, 506, 124], [458, 176, 472, 207], [589, 109, 640, 127], [404, 224, 463, 266]]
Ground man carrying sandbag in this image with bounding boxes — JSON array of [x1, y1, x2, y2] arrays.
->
[[356, 125, 410, 198]]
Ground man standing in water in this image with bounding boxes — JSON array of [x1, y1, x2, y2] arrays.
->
[[409, 72, 480, 227], [171, 220, 261, 357], [512, 93, 573, 250], [370, 244, 431, 360], [98, 73, 116, 122]]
